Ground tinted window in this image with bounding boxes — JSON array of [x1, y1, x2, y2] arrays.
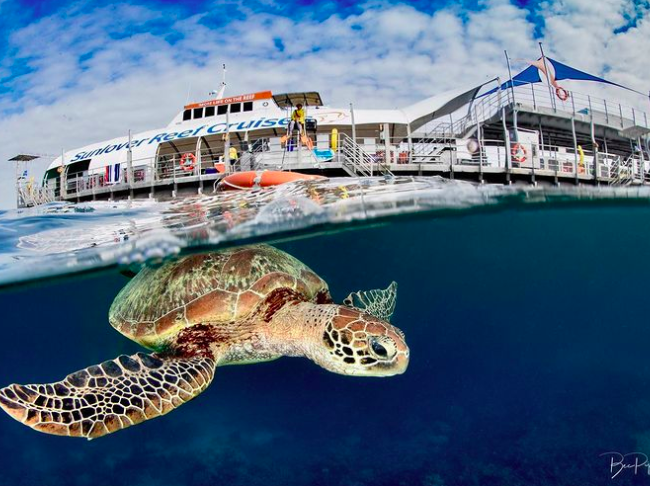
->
[[230, 103, 241, 113], [193, 108, 203, 119], [205, 106, 215, 117], [183, 110, 191, 121], [217, 105, 228, 115], [243, 101, 253, 112]]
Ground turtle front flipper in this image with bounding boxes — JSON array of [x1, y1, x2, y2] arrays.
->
[[344, 281, 398, 322], [0, 353, 215, 440]]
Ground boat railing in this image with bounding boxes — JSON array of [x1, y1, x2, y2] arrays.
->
[[371, 134, 646, 182], [20, 130, 649, 206], [421, 83, 650, 141], [337, 133, 393, 177], [248, 138, 324, 170], [54, 139, 334, 200], [17, 178, 57, 207]]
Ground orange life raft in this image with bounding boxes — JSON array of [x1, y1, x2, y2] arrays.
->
[[220, 171, 325, 190]]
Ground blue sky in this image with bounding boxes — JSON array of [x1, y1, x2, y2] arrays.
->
[[0, 0, 541, 114], [0, 0, 649, 208]]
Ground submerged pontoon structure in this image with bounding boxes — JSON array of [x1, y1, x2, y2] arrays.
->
[[12, 57, 650, 207]]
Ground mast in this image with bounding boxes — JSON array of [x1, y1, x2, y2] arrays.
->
[[209, 64, 227, 100], [538, 42, 557, 112]]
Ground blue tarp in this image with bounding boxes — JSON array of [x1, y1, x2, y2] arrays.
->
[[549, 58, 636, 92], [479, 57, 645, 97]]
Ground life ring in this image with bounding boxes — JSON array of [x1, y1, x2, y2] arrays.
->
[[180, 153, 196, 172], [220, 171, 325, 190], [511, 143, 527, 163], [556, 87, 569, 101]]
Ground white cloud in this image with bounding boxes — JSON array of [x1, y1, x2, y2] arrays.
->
[[0, 0, 649, 208]]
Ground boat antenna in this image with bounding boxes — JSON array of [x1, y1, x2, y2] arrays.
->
[[185, 82, 192, 104], [209, 64, 227, 100]]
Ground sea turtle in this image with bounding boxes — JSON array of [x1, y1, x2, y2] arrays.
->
[[0, 245, 408, 439]]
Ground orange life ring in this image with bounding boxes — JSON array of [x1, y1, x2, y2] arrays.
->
[[511, 143, 527, 163], [556, 87, 569, 101], [180, 153, 196, 172], [220, 171, 325, 190]]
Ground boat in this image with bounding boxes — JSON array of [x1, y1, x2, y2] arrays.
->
[[10, 56, 650, 208]]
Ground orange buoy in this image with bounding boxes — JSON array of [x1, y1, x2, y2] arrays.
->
[[220, 171, 325, 190]]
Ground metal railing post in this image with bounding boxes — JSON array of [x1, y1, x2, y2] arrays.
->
[[127, 130, 134, 199], [383, 122, 390, 175], [639, 136, 645, 183], [407, 123, 413, 164], [350, 103, 356, 143], [475, 105, 483, 183], [224, 111, 231, 173], [619, 104, 624, 128], [196, 137, 203, 194], [502, 107, 511, 183], [531, 83, 536, 110], [150, 156, 155, 198], [571, 116, 579, 184], [60, 149, 67, 200]]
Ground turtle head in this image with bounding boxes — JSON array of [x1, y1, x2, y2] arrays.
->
[[312, 306, 409, 377]]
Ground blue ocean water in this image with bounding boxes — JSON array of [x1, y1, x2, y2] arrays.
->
[[2, 203, 650, 485]]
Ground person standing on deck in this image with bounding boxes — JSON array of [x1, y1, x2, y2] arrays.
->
[[288, 103, 305, 138], [229, 146, 239, 163]]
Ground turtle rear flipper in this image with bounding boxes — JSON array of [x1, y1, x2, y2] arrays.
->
[[0, 353, 215, 440]]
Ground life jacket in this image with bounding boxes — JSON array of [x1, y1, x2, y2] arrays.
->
[[229, 146, 238, 160], [292, 108, 305, 124]]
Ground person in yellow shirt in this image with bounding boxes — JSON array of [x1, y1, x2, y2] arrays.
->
[[229, 145, 238, 162], [289, 103, 305, 137]]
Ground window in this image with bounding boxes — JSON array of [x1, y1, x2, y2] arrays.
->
[[193, 108, 203, 119], [230, 103, 241, 113], [205, 106, 215, 117], [243, 101, 253, 112], [183, 110, 191, 121], [217, 105, 228, 115]]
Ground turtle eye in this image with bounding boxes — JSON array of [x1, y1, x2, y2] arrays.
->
[[369, 337, 397, 360]]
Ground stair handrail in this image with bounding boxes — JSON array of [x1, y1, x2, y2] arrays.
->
[[339, 133, 393, 177]]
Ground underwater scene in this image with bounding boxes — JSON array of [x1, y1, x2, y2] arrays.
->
[[2, 178, 650, 485]]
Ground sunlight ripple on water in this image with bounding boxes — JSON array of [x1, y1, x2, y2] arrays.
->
[[1, 175, 649, 286]]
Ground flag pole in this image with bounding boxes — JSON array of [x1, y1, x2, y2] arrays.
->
[[538, 42, 557, 112]]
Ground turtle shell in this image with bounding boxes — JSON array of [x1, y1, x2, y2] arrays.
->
[[109, 245, 330, 349]]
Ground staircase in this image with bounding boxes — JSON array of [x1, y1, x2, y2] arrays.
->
[[339, 133, 393, 178], [409, 105, 484, 164]]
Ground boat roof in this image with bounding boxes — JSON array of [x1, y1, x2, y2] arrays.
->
[[273, 92, 324, 109]]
